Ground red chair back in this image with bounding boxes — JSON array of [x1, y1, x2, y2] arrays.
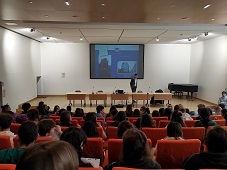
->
[[107, 126, 118, 139], [210, 115, 224, 120], [0, 164, 16, 170], [158, 120, 169, 128], [153, 117, 168, 127], [215, 119, 226, 126], [156, 139, 201, 168], [0, 135, 12, 150], [71, 117, 83, 125], [49, 116, 60, 121], [185, 120, 197, 127], [182, 127, 205, 141], [127, 117, 139, 123], [35, 137, 54, 143], [10, 123, 21, 134], [13, 136, 19, 148]]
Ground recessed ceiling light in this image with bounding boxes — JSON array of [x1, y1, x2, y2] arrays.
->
[[170, 4, 175, 8], [157, 18, 160, 20], [5, 22, 18, 26], [203, 4, 211, 9], [80, 37, 83, 41], [45, 15, 48, 18], [29, 1, 33, 4], [156, 37, 159, 41], [65, 0, 70, 6], [211, 18, 215, 21], [182, 17, 189, 20], [102, 16, 106, 19], [101, 3, 106, 6]]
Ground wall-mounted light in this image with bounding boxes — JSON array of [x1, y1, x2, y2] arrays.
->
[[188, 38, 191, 41], [30, 28, 35, 32], [156, 37, 159, 41], [65, 0, 70, 6], [80, 37, 83, 41], [204, 32, 208, 36], [46, 36, 50, 40]]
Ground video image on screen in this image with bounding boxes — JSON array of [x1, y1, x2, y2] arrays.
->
[[90, 44, 144, 79]]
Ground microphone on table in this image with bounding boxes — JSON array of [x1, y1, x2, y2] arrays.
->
[[147, 87, 150, 94], [92, 87, 94, 94], [113, 87, 116, 94]]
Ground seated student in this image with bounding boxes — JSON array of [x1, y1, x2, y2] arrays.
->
[[145, 107, 151, 114], [0, 113, 15, 147], [105, 109, 118, 121], [84, 112, 107, 140], [57, 111, 75, 127], [218, 91, 227, 109], [73, 108, 85, 118], [167, 104, 173, 112], [194, 108, 218, 128], [0, 121, 38, 164], [1, 104, 18, 123], [52, 105, 60, 116], [179, 108, 193, 120], [82, 121, 99, 138], [181, 126, 227, 169], [173, 104, 180, 111], [16, 140, 79, 170], [110, 111, 126, 127], [105, 128, 161, 170], [66, 105, 73, 116], [159, 108, 165, 117], [60, 127, 94, 167], [117, 120, 134, 139], [133, 109, 140, 117], [164, 122, 184, 140], [140, 106, 146, 114], [21, 102, 31, 115], [214, 106, 222, 115], [125, 104, 134, 117], [140, 114, 156, 129], [16, 103, 31, 124], [152, 110, 160, 117], [170, 111, 186, 127], [96, 105, 105, 118], [163, 108, 172, 120], [27, 109, 39, 125], [38, 119, 62, 140]]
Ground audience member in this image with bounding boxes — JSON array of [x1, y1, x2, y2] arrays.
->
[[218, 91, 227, 109], [27, 109, 39, 125], [179, 108, 193, 120], [37, 101, 45, 115], [0, 121, 38, 164], [53, 105, 60, 116], [0, 113, 15, 147], [163, 108, 172, 120], [145, 107, 151, 114], [110, 111, 126, 127], [140, 114, 156, 129], [82, 121, 99, 138], [1, 104, 17, 122], [117, 120, 134, 139], [165, 122, 184, 140], [16, 140, 79, 170], [152, 110, 160, 117], [60, 127, 93, 167], [167, 104, 173, 112], [105, 128, 161, 169], [170, 111, 186, 127], [106, 109, 118, 121], [214, 106, 222, 115], [21, 103, 31, 115], [57, 111, 74, 127], [197, 104, 206, 114], [173, 105, 180, 111], [159, 108, 165, 117], [96, 105, 105, 118], [125, 104, 133, 117], [181, 126, 227, 169], [73, 108, 85, 118], [140, 106, 146, 114], [66, 105, 73, 116], [133, 109, 140, 117], [194, 108, 217, 128], [38, 119, 62, 140]]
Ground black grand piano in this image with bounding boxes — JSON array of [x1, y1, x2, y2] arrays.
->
[[168, 83, 198, 100]]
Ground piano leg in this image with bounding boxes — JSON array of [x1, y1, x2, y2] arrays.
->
[[190, 92, 194, 101]]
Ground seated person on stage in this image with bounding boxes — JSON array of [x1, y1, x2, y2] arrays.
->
[[218, 91, 227, 109], [105, 128, 161, 170], [0, 113, 15, 147], [82, 121, 99, 138], [60, 127, 94, 168], [110, 111, 126, 127], [38, 119, 62, 140], [194, 108, 218, 128], [117, 120, 134, 139], [96, 105, 105, 118], [125, 104, 134, 117], [16, 140, 79, 170], [27, 109, 39, 125], [181, 126, 227, 169], [85, 112, 107, 140], [0, 121, 38, 164]]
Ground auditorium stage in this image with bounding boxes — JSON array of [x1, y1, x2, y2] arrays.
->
[[20, 95, 216, 114]]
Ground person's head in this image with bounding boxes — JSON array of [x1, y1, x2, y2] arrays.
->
[[159, 108, 165, 116], [66, 105, 72, 112], [199, 108, 210, 120], [185, 108, 190, 113], [38, 119, 56, 137], [174, 105, 180, 111], [134, 74, 138, 79], [18, 121, 38, 147], [85, 112, 97, 123], [126, 104, 133, 112], [179, 108, 186, 113], [178, 104, 184, 109], [60, 111, 71, 123], [167, 104, 173, 111], [1, 104, 11, 112], [110, 109, 118, 117], [214, 106, 222, 114], [164, 108, 172, 120], [140, 106, 146, 113], [82, 121, 98, 137], [167, 122, 183, 138], [53, 105, 60, 113], [27, 109, 39, 125], [60, 127, 87, 158], [117, 120, 134, 139], [109, 105, 117, 113], [205, 126, 227, 153], [171, 111, 186, 127], [115, 111, 126, 122], [16, 140, 79, 170], [144, 107, 150, 114], [141, 114, 156, 128], [133, 109, 140, 117], [222, 91, 227, 97], [96, 105, 104, 114], [0, 113, 13, 130], [22, 103, 31, 113], [152, 110, 160, 117], [198, 104, 206, 113], [58, 108, 66, 116], [74, 108, 84, 117], [122, 128, 150, 162]]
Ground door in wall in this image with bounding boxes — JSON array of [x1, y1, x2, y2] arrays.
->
[[37, 76, 41, 96], [0, 81, 2, 107]]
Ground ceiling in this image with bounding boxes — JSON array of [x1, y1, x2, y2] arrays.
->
[[0, 0, 227, 44]]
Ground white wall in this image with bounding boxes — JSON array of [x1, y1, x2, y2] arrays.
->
[[40, 43, 191, 94], [190, 36, 227, 104], [0, 27, 41, 111]]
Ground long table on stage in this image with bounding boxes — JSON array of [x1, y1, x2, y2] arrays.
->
[[66, 92, 173, 107]]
